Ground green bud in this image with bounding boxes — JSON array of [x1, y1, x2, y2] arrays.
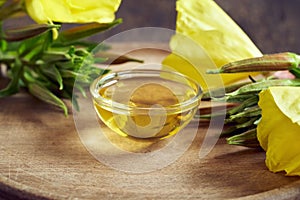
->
[[4, 24, 60, 42], [207, 52, 300, 74]]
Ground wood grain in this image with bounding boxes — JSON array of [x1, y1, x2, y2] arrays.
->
[[1, 47, 300, 200]]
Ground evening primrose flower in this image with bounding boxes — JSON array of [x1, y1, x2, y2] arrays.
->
[[162, 0, 262, 89], [25, 0, 121, 24], [257, 86, 300, 176]]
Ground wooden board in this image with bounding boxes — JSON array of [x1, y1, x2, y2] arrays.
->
[[1, 46, 300, 200]]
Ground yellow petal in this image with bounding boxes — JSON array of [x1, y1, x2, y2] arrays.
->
[[257, 87, 300, 176], [270, 87, 300, 125], [163, 34, 223, 90], [162, 0, 262, 89], [25, 0, 121, 24]]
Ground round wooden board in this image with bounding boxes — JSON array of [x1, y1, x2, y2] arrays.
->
[[1, 45, 300, 200]]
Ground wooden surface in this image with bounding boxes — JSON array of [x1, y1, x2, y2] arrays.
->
[[1, 47, 300, 200]]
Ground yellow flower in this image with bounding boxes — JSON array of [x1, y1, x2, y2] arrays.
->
[[257, 86, 300, 176], [25, 0, 121, 24], [162, 0, 262, 89]]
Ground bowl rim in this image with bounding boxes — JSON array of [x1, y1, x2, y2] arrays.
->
[[90, 69, 203, 114]]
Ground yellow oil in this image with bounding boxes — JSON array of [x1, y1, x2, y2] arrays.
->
[[93, 76, 199, 140]]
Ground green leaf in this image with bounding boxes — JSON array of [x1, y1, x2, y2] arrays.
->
[[227, 79, 300, 96], [41, 51, 71, 63], [227, 106, 261, 122], [39, 64, 64, 90], [55, 18, 122, 45], [226, 129, 260, 148], [72, 95, 80, 112], [202, 81, 250, 100], [74, 84, 87, 98], [289, 67, 300, 79], [0, 38, 7, 51], [28, 83, 68, 116], [18, 30, 53, 60], [0, 58, 22, 97], [22, 66, 57, 91], [227, 95, 259, 115], [59, 69, 81, 78]]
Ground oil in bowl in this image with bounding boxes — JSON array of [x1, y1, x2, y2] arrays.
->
[[90, 69, 202, 140]]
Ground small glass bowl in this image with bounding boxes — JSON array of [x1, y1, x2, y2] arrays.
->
[[90, 69, 202, 140]]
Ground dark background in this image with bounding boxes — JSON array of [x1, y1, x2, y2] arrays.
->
[[100, 0, 300, 54], [5, 0, 299, 54]]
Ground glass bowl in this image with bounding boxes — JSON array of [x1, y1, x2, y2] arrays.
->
[[90, 69, 202, 140]]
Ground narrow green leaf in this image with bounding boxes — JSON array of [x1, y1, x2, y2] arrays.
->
[[72, 95, 80, 112], [42, 51, 71, 63], [227, 79, 300, 96], [39, 65, 64, 90], [0, 38, 7, 51], [202, 81, 250, 100], [0, 58, 22, 97], [59, 69, 81, 78], [226, 129, 260, 148], [227, 95, 259, 115], [55, 60, 77, 70], [228, 106, 261, 122], [21, 44, 45, 62], [18, 30, 53, 59], [74, 48, 90, 57], [93, 57, 108, 63], [28, 83, 68, 116], [289, 67, 300, 79], [75, 84, 87, 98], [23, 66, 48, 83]]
